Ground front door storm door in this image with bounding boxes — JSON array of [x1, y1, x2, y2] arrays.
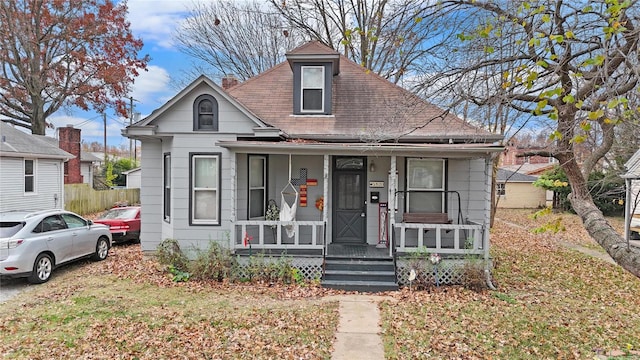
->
[[332, 157, 367, 243]]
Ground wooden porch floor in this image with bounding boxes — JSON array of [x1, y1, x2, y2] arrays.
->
[[326, 244, 391, 259]]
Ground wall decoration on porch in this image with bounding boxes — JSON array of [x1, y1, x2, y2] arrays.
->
[[289, 167, 317, 206], [377, 202, 389, 248], [299, 184, 308, 207]]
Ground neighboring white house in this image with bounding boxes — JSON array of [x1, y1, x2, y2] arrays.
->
[[0, 121, 73, 212], [123, 167, 141, 189], [123, 41, 504, 289], [80, 152, 102, 186]]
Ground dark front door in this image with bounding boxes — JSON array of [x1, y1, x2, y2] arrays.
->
[[332, 157, 366, 243]]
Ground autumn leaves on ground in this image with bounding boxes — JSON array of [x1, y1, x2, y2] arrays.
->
[[1, 209, 639, 359]]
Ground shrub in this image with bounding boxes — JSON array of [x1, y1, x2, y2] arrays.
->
[[156, 238, 189, 272], [190, 241, 236, 282], [459, 259, 488, 292]]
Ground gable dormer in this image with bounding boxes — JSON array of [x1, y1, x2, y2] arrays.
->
[[286, 41, 340, 115]]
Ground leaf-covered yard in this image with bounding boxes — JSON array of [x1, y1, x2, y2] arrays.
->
[[1, 209, 639, 359], [381, 209, 640, 359]]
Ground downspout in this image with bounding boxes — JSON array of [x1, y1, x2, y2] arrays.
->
[[484, 154, 497, 290], [625, 178, 631, 249]]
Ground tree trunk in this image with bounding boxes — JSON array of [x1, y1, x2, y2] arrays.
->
[[30, 97, 46, 135], [563, 157, 640, 278]]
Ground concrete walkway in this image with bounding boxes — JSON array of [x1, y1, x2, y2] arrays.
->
[[326, 294, 393, 360]]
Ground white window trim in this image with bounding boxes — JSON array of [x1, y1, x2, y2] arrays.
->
[[406, 158, 445, 212], [24, 158, 37, 195], [301, 65, 325, 113], [248, 155, 267, 219], [497, 183, 506, 196], [191, 154, 220, 225]]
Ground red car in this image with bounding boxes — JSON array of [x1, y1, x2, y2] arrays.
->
[[93, 206, 141, 243]]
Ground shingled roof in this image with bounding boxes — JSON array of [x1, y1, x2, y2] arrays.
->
[[0, 121, 73, 160], [227, 41, 499, 143]]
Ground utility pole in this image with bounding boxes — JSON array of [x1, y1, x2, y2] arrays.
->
[[129, 96, 134, 161], [103, 113, 107, 165]]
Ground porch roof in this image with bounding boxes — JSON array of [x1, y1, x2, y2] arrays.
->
[[217, 140, 504, 158]]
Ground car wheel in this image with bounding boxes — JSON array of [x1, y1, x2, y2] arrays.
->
[[28, 253, 53, 284], [91, 236, 110, 261], [631, 231, 640, 240]]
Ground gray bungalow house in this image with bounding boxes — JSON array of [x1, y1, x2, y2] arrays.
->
[[123, 41, 503, 290], [0, 121, 73, 212]]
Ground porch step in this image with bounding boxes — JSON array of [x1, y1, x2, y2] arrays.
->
[[321, 280, 399, 292], [322, 257, 398, 292]]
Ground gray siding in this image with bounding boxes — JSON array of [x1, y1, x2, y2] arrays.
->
[[139, 141, 163, 252], [0, 157, 63, 212], [153, 83, 257, 135]]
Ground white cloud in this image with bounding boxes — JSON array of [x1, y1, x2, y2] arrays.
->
[[127, 0, 209, 49], [130, 65, 171, 105]]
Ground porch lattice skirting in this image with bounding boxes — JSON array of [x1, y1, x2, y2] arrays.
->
[[234, 256, 323, 281], [396, 258, 471, 286]]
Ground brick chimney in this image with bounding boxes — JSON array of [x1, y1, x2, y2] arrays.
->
[[58, 125, 83, 184], [221, 75, 239, 90]]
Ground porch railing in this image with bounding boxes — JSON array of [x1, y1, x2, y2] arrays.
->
[[234, 220, 325, 250], [393, 220, 485, 255]]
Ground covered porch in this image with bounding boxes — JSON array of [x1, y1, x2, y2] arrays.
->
[[221, 141, 500, 262]]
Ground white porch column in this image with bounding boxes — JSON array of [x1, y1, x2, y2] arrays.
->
[[229, 151, 237, 250], [625, 178, 631, 243], [388, 155, 397, 257], [323, 155, 329, 252]]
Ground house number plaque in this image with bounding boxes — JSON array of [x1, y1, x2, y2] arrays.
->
[[369, 181, 384, 188]]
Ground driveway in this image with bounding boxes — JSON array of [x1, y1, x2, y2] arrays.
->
[[0, 278, 30, 303]]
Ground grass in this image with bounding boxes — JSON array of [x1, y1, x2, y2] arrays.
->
[[2, 208, 640, 359], [380, 209, 640, 359], [0, 248, 339, 359]]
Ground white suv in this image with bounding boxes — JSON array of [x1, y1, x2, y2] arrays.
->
[[0, 209, 112, 283]]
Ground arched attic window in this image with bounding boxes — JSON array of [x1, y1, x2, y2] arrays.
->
[[193, 94, 218, 131]]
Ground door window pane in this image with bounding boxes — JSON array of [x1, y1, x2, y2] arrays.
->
[[337, 174, 362, 210]]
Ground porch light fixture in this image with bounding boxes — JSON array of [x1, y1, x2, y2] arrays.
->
[[369, 161, 376, 172]]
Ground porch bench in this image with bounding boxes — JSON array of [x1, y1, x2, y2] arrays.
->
[[402, 212, 451, 224]]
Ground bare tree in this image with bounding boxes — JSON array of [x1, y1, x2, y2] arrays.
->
[[430, 0, 640, 277], [0, 0, 148, 135], [173, 1, 304, 82], [268, 0, 459, 83]]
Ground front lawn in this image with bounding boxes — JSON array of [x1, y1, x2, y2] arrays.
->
[[0, 246, 339, 359], [381, 209, 640, 359]]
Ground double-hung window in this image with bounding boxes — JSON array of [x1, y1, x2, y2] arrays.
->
[[248, 155, 267, 218], [164, 153, 171, 222], [24, 159, 35, 194], [301, 66, 324, 112], [406, 158, 445, 212], [191, 153, 220, 225], [496, 183, 506, 196]]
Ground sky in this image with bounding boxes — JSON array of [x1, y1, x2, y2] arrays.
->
[[46, 0, 204, 150]]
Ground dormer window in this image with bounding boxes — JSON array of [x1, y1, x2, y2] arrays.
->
[[193, 94, 218, 131], [292, 63, 333, 115], [301, 66, 324, 112]]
